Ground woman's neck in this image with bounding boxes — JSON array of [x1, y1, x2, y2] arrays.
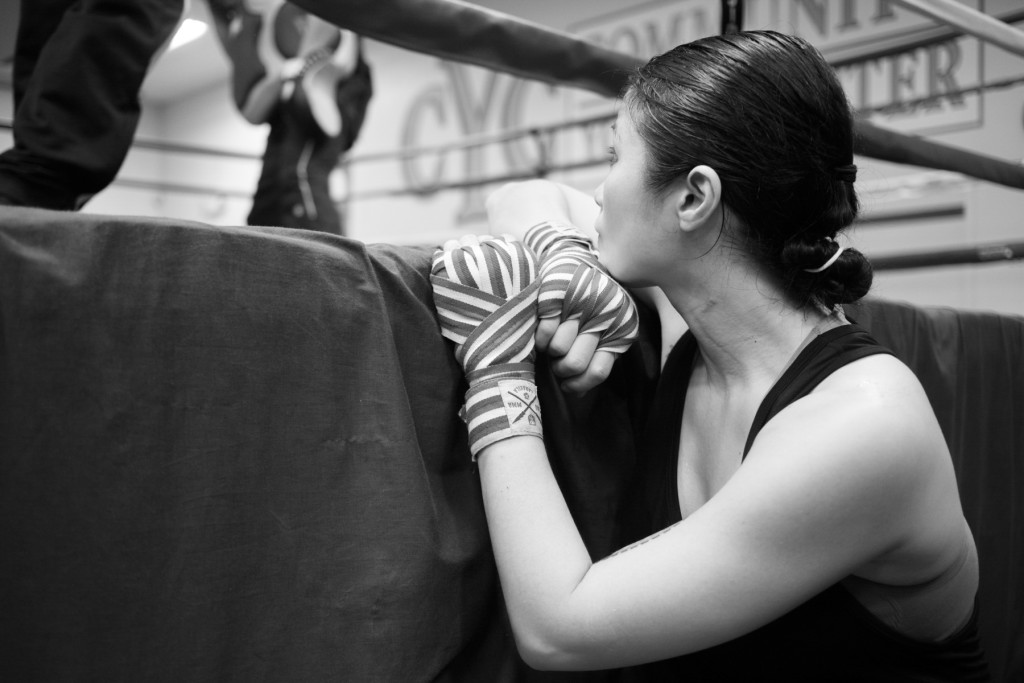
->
[[661, 271, 842, 389]]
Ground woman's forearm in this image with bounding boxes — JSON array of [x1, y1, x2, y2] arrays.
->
[[477, 436, 595, 668]]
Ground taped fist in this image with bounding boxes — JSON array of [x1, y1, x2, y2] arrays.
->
[[524, 221, 640, 392], [431, 235, 544, 459]]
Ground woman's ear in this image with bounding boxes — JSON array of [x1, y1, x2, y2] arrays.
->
[[676, 165, 722, 232]]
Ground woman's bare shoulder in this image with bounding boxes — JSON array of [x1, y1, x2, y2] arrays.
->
[[817, 352, 936, 425], [744, 351, 952, 531]]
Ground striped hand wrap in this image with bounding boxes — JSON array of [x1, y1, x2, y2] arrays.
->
[[431, 236, 544, 459], [524, 221, 640, 354]]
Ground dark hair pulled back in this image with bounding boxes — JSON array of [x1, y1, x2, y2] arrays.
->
[[624, 30, 872, 309]]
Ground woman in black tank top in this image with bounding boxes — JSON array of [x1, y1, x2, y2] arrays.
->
[[431, 30, 989, 681]]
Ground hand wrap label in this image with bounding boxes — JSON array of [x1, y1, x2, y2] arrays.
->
[[431, 237, 544, 458], [524, 221, 640, 354]]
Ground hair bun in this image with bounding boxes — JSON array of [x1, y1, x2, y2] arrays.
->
[[782, 239, 873, 308]]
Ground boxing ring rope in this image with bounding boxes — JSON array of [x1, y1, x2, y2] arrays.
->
[[870, 241, 1024, 271], [0, 119, 260, 162], [345, 110, 617, 198], [290, 0, 640, 98], [127, 135, 262, 162], [111, 177, 252, 200], [855, 73, 1024, 116], [853, 119, 1024, 192], [346, 109, 614, 169], [892, 0, 1024, 58], [0, 117, 261, 199]]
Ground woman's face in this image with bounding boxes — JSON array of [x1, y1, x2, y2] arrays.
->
[[593, 109, 679, 287]]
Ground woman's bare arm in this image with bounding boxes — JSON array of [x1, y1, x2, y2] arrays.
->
[[478, 356, 942, 670]]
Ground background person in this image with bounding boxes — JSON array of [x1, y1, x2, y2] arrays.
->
[[208, 0, 373, 234]]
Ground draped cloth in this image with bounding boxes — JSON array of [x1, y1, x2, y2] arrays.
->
[[0, 207, 656, 682], [844, 298, 1024, 682], [0, 207, 1020, 681]]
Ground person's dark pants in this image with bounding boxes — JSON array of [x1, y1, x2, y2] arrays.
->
[[0, 0, 184, 210]]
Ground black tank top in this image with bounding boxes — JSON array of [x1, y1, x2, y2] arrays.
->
[[616, 324, 990, 682]]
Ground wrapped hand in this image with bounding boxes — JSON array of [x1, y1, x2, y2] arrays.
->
[[524, 221, 640, 389], [431, 235, 544, 458]]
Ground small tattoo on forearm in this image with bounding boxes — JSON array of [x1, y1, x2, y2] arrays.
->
[[606, 521, 682, 559]]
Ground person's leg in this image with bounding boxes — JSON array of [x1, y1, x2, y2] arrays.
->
[[0, 0, 184, 209]]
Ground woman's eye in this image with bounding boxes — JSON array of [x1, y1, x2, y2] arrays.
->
[[607, 147, 618, 165]]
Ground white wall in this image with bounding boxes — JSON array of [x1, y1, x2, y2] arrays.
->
[[3, 0, 1023, 317]]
